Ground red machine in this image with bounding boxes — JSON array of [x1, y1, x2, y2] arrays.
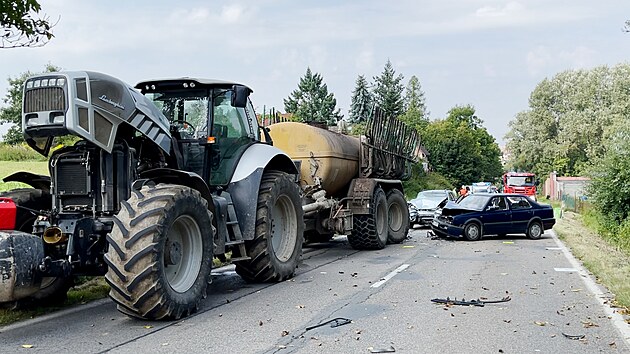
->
[[502, 172, 537, 199]]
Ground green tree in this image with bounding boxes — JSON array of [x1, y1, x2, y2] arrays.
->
[[372, 59, 404, 118], [1, 0, 54, 48], [284, 67, 342, 125], [421, 105, 502, 187], [399, 75, 428, 131], [0, 63, 60, 144], [349, 74, 372, 123], [505, 64, 630, 178]]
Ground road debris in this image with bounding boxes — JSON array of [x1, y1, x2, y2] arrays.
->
[[305, 317, 352, 331], [431, 296, 511, 307], [562, 332, 585, 340], [368, 345, 396, 353]]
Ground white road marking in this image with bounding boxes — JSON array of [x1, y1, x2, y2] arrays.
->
[[554, 267, 578, 272], [546, 247, 562, 250], [550, 230, 630, 348], [370, 264, 410, 288]]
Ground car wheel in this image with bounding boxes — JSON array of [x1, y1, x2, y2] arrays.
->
[[527, 221, 543, 240], [463, 223, 482, 241]]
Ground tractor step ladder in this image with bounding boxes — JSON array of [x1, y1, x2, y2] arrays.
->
[[224, 194, 250, 262]]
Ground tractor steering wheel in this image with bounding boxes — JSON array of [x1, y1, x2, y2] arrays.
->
[[171, 120, 196, 138]]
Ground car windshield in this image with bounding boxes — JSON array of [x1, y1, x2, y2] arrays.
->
[[457, 195, 491, 210], [413, 191, 447, 208]]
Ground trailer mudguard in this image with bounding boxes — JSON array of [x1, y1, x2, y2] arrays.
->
[[228, 143, 298, 241], [0, 231, 45, 302], [347, 178, 403, 215]]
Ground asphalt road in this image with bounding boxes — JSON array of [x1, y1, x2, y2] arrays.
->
[[1, 228, 629, 353]]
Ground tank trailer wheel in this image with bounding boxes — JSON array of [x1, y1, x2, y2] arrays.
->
[[348, 186, 388, 250], [105, 184, 213, 320], [385, 189, 409, 244], [234, 171, 304, 282], [0, 188, 71, 305]]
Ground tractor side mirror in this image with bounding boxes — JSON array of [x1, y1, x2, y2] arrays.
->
[[231, 85, 250, 108]]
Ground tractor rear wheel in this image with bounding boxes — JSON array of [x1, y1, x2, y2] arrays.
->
[[347, 187, 388, 250], [234, 171, 304, 282], [385, 189, 409, 244], [105, 184, 213, 320], [0, 188, 71, 305]]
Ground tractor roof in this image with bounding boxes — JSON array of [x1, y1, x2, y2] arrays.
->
[[135, 78, 253, 93]]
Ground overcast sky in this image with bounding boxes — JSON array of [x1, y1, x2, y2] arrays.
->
[[2, 0, 630, 144]]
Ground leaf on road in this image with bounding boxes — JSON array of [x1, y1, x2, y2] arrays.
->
[[581, 320, 599, 328], [21, 345, 34, 349], [143, 325, 153, 329], [534, 321, 547, 326], [281, 330, 289, 337], [571, 288, 582, 292], [295, 304, 305, 309]]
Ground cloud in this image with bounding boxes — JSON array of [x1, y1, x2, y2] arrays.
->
[[475, 2, 525, 18], [527, 45, 598, 76], [220, 4, 245, 24], [355, 45, 375, 73]]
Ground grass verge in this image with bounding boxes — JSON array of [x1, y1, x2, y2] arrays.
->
[[554, 211, 630, 312], [0, 161, 48, 192]]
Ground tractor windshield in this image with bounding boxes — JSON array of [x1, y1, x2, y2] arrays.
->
[[145, 91, 209, 139]]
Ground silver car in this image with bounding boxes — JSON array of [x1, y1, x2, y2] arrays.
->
[[409, 190, 457, 227]]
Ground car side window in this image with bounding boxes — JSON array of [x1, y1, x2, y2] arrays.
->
[[508, 196, 531, 210], [488, 197, 508, 211]]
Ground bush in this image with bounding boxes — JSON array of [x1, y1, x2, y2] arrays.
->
[[403, 163, 453, 199], [0, 143, 46, 161]]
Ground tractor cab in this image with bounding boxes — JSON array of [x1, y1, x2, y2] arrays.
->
[[136, 79, 260, 187]]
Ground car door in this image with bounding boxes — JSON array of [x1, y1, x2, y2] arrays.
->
[[507, 196, 534, 233], [481, 196, 511, 235]]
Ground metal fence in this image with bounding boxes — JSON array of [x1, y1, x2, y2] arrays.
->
[[561, 193, 590, 214]]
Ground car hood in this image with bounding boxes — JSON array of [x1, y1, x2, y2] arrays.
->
[[441, 201, 481, 216]]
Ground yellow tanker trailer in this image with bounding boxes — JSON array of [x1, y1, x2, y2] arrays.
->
[[267, 108, 419, 249]]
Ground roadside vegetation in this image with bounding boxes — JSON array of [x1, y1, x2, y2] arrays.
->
[[554, 209, 630, 312]]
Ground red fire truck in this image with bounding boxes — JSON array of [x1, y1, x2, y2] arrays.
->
[[502, 172, 538, 200]]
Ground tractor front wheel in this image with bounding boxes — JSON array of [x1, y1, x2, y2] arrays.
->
[[105, 184, 213, 320]]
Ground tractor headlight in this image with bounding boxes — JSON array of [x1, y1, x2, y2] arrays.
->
[[52, 115, 65, 124]]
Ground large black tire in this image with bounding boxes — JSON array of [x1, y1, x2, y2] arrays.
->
[[347, 187, 388, 250], [105, 184, 214, 320], [0, 188, 71, 305], [527, 221, 543, 240], [463, 222, 482, 241], [385, 189, 409, 244], [234, 171, 304, 282]]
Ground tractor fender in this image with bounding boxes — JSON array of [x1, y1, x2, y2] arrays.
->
[[139, 168, 214, 214], [228, 143, 298, 241], [0, 231, 45, 302], [3, 172, 51, 194]]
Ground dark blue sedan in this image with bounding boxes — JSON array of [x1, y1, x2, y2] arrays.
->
[[431, 193, 555, 241]]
